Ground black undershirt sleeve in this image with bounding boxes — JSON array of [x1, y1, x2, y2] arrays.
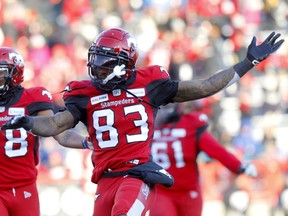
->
[[147, 79, 179, 107], [64, 95, 89, 127]]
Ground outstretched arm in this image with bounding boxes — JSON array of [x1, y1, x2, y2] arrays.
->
[[1, 110, 75, 137], [36, 110, 87, 149], [32, 110, 75, 136], [173, 32, 284, 102], [174, 67, 235, 102]]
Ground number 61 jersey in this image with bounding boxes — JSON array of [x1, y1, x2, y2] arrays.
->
[[63, 65, 178, 183], [152, 111, 242, 192], [0, 86, 54, 190]]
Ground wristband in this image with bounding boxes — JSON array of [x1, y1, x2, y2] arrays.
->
[[82, 137, 93, 149], [233, 58, 254, 77], [82, 138, 89, 149]]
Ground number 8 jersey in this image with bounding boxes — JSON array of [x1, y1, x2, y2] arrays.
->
[[0, 86, 54, 189], [63, 65, 178, 183]]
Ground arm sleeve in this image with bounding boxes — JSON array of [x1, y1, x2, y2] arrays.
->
[[198, 131, 242, 174], [64, 96, 88, 126]]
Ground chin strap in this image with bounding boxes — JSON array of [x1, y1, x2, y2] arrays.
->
[[102, 64, 126, 84], [117, 84, 159, 109]]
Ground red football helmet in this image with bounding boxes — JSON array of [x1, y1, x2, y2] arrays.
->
[[87, 28, 138, 91], [0, 47, 24, 95]]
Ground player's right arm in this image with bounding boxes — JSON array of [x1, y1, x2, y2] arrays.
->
[[1, 110, 74, 137], [33, 110, 75, 136], [36, 109, 87, 149]]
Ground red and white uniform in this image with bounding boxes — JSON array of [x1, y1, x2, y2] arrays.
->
[[150, 111, 242, 216], [63, 65, 178, 216], [0, 86, 54, 216]]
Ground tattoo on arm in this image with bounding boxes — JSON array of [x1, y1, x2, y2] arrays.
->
[[173, 67, 235, 102], [32, 111, 74, 136]]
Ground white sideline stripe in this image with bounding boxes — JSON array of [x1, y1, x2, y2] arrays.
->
[[127, 199, 145, 216]]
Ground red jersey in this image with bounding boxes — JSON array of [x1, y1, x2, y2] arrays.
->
[[0, 86, 54, 190], [62, 65, 178, 183], [152, 111, 242, 192]]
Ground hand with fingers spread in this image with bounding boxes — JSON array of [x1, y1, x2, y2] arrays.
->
[[247, 32, 284, 66], [233, 31, 284, 79]]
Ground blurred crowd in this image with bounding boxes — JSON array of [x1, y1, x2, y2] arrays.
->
[[1, 0, 288, 215]]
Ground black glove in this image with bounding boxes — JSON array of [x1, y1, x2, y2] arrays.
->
[[1, 115, 34, 131], [234, 32, 284, 77], [247, 32, 284, 66]]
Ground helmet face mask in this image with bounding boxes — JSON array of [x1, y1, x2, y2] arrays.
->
[[0, 48, 24, 96], [0, 67, 10, 94], [87, 28, 138, 92]]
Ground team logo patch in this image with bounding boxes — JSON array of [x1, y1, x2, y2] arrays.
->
[[126, 88, 145, 97], [160, 66, 169, 76], [9, 52, 24, 66], [8, 107, 25, 116], [64, 85, 71, 92], [24, 191, 32, 199], [91, 94, 108, 105], [112, 89, 121, 97], [42, 90, 52, 100]]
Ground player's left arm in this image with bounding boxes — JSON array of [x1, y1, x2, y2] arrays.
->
[[174, 68, 234, 102], [173, 32, 284, 102]]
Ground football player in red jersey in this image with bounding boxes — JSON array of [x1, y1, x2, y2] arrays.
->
[[149, 102, 257, 216], [0, 47, 87, 216], [1, 28, 284, 216]]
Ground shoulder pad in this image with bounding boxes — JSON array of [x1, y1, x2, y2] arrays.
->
[[137, 65, 170, 81], [63, 80, 92, 98], [187, 111, 208, 128], [25, 87, 53, 102]]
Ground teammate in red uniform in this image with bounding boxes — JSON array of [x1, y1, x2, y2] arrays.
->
[[0, 47, 86, 216], [149, 102, 257, 216], [1, 28, 284, 216]]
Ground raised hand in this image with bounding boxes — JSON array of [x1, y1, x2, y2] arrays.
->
[[1, 115, 33, 131], [247, 32, 284, 65]]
